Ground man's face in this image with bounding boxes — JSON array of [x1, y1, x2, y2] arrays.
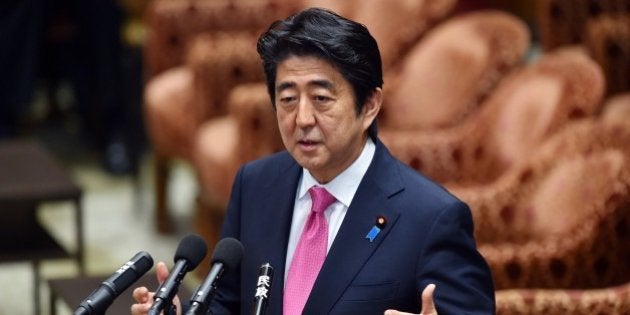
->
[[274, 55, 381, 183]]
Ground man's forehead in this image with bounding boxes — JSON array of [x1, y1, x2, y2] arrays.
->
[[275, 56, 343, 91]]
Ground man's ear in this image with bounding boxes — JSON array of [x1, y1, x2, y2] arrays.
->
[[362, 87, 383, 128]]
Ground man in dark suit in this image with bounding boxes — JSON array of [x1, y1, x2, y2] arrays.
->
[[132, 7, 494, 315]]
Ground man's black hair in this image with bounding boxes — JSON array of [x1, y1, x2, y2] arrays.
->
[[257, 7, 383, 138]]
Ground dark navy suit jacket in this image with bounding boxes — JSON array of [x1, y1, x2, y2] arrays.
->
[[208, 139, 495, 314]]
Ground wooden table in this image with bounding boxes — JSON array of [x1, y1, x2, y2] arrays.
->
[[0, 139, 84, 315]]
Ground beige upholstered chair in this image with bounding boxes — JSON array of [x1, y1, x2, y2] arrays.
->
[[450, 99, 630, 289], [380, 47, 605, 186], [380, 10, 530, 131], [192, 83, 283, 213], [491, 91, 630, 314]]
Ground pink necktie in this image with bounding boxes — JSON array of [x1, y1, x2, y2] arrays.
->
[[284, 186, 336, 315]]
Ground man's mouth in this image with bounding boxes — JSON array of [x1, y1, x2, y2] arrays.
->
[[299, 139, 317, 145], [298, 139, 320, 150]]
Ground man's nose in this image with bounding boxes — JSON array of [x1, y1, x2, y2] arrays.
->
[[295, 100, 316, 127]]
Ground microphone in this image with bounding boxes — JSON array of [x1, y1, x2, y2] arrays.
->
[[149, 234, 208, 315], [251, 263, 274, 315], [74, 251, 154, 315], [186, 237, 244, 315]]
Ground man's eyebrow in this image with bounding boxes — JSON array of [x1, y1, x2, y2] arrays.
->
[[309, 79, 335, 91], [276, 81, 295, 93], [276, 79, 335, 93]]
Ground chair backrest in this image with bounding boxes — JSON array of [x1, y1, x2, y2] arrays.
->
[[299, 0, 359, 18], [460, 116, 630, 289], [350, 0, 458, 70], [585, 14, 630, 96], [380, 10, 530, 131], [601, 92, 630, 125], [457, 116, 630, 244], [144, 0, 302, 76], [381, 47, 605, 185], [187, 32, 264, 120], [536, 0, 630, 50], [455, 47, 605, 184], [227, 83, 284, 161]]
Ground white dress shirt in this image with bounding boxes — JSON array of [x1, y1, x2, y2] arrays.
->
[[284, 138, 376, 281]]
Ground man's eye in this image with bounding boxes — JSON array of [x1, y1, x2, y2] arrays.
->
[[279, 96, 297, 104], [313, 95, 331, 102]]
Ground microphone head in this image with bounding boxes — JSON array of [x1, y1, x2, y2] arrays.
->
[[105, 251, 154, 290], [211, 237, 244, 271], [175, 234, 208, 269], [131, 251, 154, 274]]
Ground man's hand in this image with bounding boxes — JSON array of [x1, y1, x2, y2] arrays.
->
[[130, 261, 182, 315], [384, 284, 437, 315]]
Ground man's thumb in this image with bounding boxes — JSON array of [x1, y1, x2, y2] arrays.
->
[[420, 283, 437, 314]]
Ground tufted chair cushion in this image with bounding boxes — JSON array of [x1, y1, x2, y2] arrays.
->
[[144, 66, 196, 160], [584, 13, 630, 96], [186, 31, 264, 122], [495, 281, 630, 314], [456, 95, 630, 242], [450, 112, 630, 289], [536, 0, 630, 51], [601, 92, 630, 125], [380, 47, 605, 185], [227, 84, 284, 161], [380, 10, 530, 131], [351, 0, 457, 71], [144, 0, 302, 77], [300, 0, 359, 18], [192, 83, 282, 210]]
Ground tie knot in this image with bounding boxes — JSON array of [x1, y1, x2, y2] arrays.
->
[[308, 186, 336, 214]]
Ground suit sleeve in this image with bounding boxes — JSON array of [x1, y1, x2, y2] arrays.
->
[[416, 201, 495, 314], [207, 166, 246, 315]]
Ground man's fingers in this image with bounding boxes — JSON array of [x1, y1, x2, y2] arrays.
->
[[130, 300, 151, 315], [156, 261, 170, 283], [131, 286, 155, 314], [132, 286, 149, 303], [420, 283, 437, 314]]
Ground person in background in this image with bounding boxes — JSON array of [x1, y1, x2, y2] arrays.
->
[[132, 7, 495, 315]]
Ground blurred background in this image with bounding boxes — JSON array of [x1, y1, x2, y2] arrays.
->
[[0, 0, 629, 314]]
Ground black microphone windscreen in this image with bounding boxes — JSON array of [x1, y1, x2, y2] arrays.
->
[[175, 234, 208, 269], [211, 237, 244, 271]]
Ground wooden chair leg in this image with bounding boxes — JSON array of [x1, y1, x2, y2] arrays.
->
[[154, 155, 175, 234]]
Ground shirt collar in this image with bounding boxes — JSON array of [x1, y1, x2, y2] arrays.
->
[[298, 137, 376, 207]]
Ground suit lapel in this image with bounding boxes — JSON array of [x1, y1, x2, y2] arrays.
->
[[253, 156, 302, 315], [303, 140, 404, 313]]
